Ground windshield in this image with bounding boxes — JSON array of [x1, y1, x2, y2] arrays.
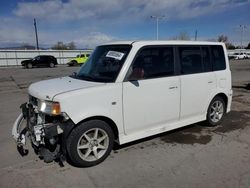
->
[[33, 56, 39, 60], [73, 45, 132, 82]]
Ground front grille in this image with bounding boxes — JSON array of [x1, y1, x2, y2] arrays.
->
[[29, 95, 38, 106]]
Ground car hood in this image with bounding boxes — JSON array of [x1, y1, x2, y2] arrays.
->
[[28, 76, 105, 101], [21, 59, 32, 63]]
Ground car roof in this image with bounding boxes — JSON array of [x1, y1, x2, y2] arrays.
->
[[102, 40, 224, 46], [37, 55, 54, 57]]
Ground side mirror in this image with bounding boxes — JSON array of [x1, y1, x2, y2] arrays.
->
[[129, 80, 139, 87]]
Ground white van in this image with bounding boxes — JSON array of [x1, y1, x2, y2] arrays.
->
[[12, 41, 232, 167]]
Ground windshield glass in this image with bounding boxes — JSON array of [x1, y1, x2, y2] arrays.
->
[[74, 45, 132, 82], [33, 56, 39, 60]]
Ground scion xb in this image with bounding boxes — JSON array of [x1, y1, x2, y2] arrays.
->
[[12, 41, 232, 167]]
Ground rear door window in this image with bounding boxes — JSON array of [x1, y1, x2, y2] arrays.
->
[[179, 46, 203, 74]]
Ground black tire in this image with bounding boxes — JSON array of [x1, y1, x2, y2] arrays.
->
[[66, 120, 114, 167], [205, 96, 226, 126], [49, 62, 55, 68], [69, 60, 77, 66], [26, 63, 33, 69]]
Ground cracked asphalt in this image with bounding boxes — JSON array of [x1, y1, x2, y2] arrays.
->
[[0, 60, 249, 188]]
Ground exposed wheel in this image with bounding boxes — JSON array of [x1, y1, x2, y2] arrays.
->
[[26, 63, 33, 69], [68, 60, 77, 66], [66, 120, 114, 167], [205, 96, 226, 126], [49, 62, 55, 68]]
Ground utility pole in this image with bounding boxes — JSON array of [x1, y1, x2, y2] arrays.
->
[[195, 30, 198, 41], [150, 15, 165, 40], [34, 18, 39, 50], [240, 25, 247, 50]]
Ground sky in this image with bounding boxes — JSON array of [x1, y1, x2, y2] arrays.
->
[[0, 0, 249, 49]]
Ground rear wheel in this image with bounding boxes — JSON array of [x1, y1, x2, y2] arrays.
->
[[205, 96, 226, 126], [66, 120, 114, 167], [26, 63, 33, 69], [49, 62, 55, 68]]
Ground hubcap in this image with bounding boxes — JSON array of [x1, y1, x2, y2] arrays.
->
[[210, 100, 224, 123], [77, 128, 109, 162]]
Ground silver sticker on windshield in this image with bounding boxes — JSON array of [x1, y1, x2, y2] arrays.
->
[[106, 51, 124, 60]]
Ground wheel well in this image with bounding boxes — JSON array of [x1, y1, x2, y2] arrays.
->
[[214, 93, 228, 109], [78, 116, 119, 140]]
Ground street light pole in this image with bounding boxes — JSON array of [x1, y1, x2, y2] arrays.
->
[[151, 15, 165, 40], [34, 18, 39, 50], [240, 25, 247, 50]]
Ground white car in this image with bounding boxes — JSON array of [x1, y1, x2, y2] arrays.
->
[[12, 41, 232, 167], [234, 52, 247, 60], [245, 52, 250, 59]]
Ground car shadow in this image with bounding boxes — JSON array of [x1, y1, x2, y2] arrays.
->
[[113, 110, 250, 151]]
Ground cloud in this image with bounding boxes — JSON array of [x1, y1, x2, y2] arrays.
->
[[0, 17, 114, 48], [0, 17, 34, 46], [73, 32, 116, 49], [13, 0, 249, 22], [1, 0, 249, 48]]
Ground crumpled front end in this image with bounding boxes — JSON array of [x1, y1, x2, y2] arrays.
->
[[12, 96, 74, 163]]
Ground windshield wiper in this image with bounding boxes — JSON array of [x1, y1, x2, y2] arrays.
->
[[70, 72, 77, 78], [76, 74, 96, 81]]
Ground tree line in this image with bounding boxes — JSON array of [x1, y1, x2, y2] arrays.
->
[[170, 31, 250, 49], [51, 41, 76, 50]]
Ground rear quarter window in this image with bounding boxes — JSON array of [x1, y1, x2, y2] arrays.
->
[[211, 45, 226, 71]]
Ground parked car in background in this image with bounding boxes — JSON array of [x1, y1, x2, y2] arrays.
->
[[21, 55, 58, 68], [245, 52, 250, 59], [228, 53, 237, 60], [67, 53, 90, 66], [234, 52, 247, 60]]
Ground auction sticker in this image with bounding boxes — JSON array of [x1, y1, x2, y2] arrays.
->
[[106, 51, 124, 60]]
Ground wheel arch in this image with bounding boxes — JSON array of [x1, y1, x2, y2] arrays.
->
[[210, 92, 228, 110], [75, 116, 119, 141]]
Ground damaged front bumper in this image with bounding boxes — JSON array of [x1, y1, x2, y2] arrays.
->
[[12, 113, 26, 145], [12, 102, 74, 163]]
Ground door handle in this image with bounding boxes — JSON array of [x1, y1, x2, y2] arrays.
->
[[208, 81, 213, 84], [169, 86, 178, 89]]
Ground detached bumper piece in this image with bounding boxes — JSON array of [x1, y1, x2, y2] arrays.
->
[[12, 102, 73, 165]]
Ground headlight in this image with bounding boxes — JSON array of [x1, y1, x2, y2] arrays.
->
[[38, 100, 61, 115]]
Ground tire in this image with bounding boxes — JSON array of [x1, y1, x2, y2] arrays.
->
[[26, 63, 33, 69], [66, 120, 114, 167], [68, 60, 77, 66], [205, 96, 226, 126], [49, 62, 55, 68]]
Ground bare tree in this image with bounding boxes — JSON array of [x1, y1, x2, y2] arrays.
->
[[67, 42, 76, 50], [51, 41, 77, 50], [52, 41, 67, 50], [217, 35, 228, 43], [170, 31, 190, 40], [246, 42, 250, 49]]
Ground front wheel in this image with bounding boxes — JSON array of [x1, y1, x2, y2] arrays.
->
[[66, 120, 114, 167], [205, 96, 226, 126], [26, 63, 33, 69]]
